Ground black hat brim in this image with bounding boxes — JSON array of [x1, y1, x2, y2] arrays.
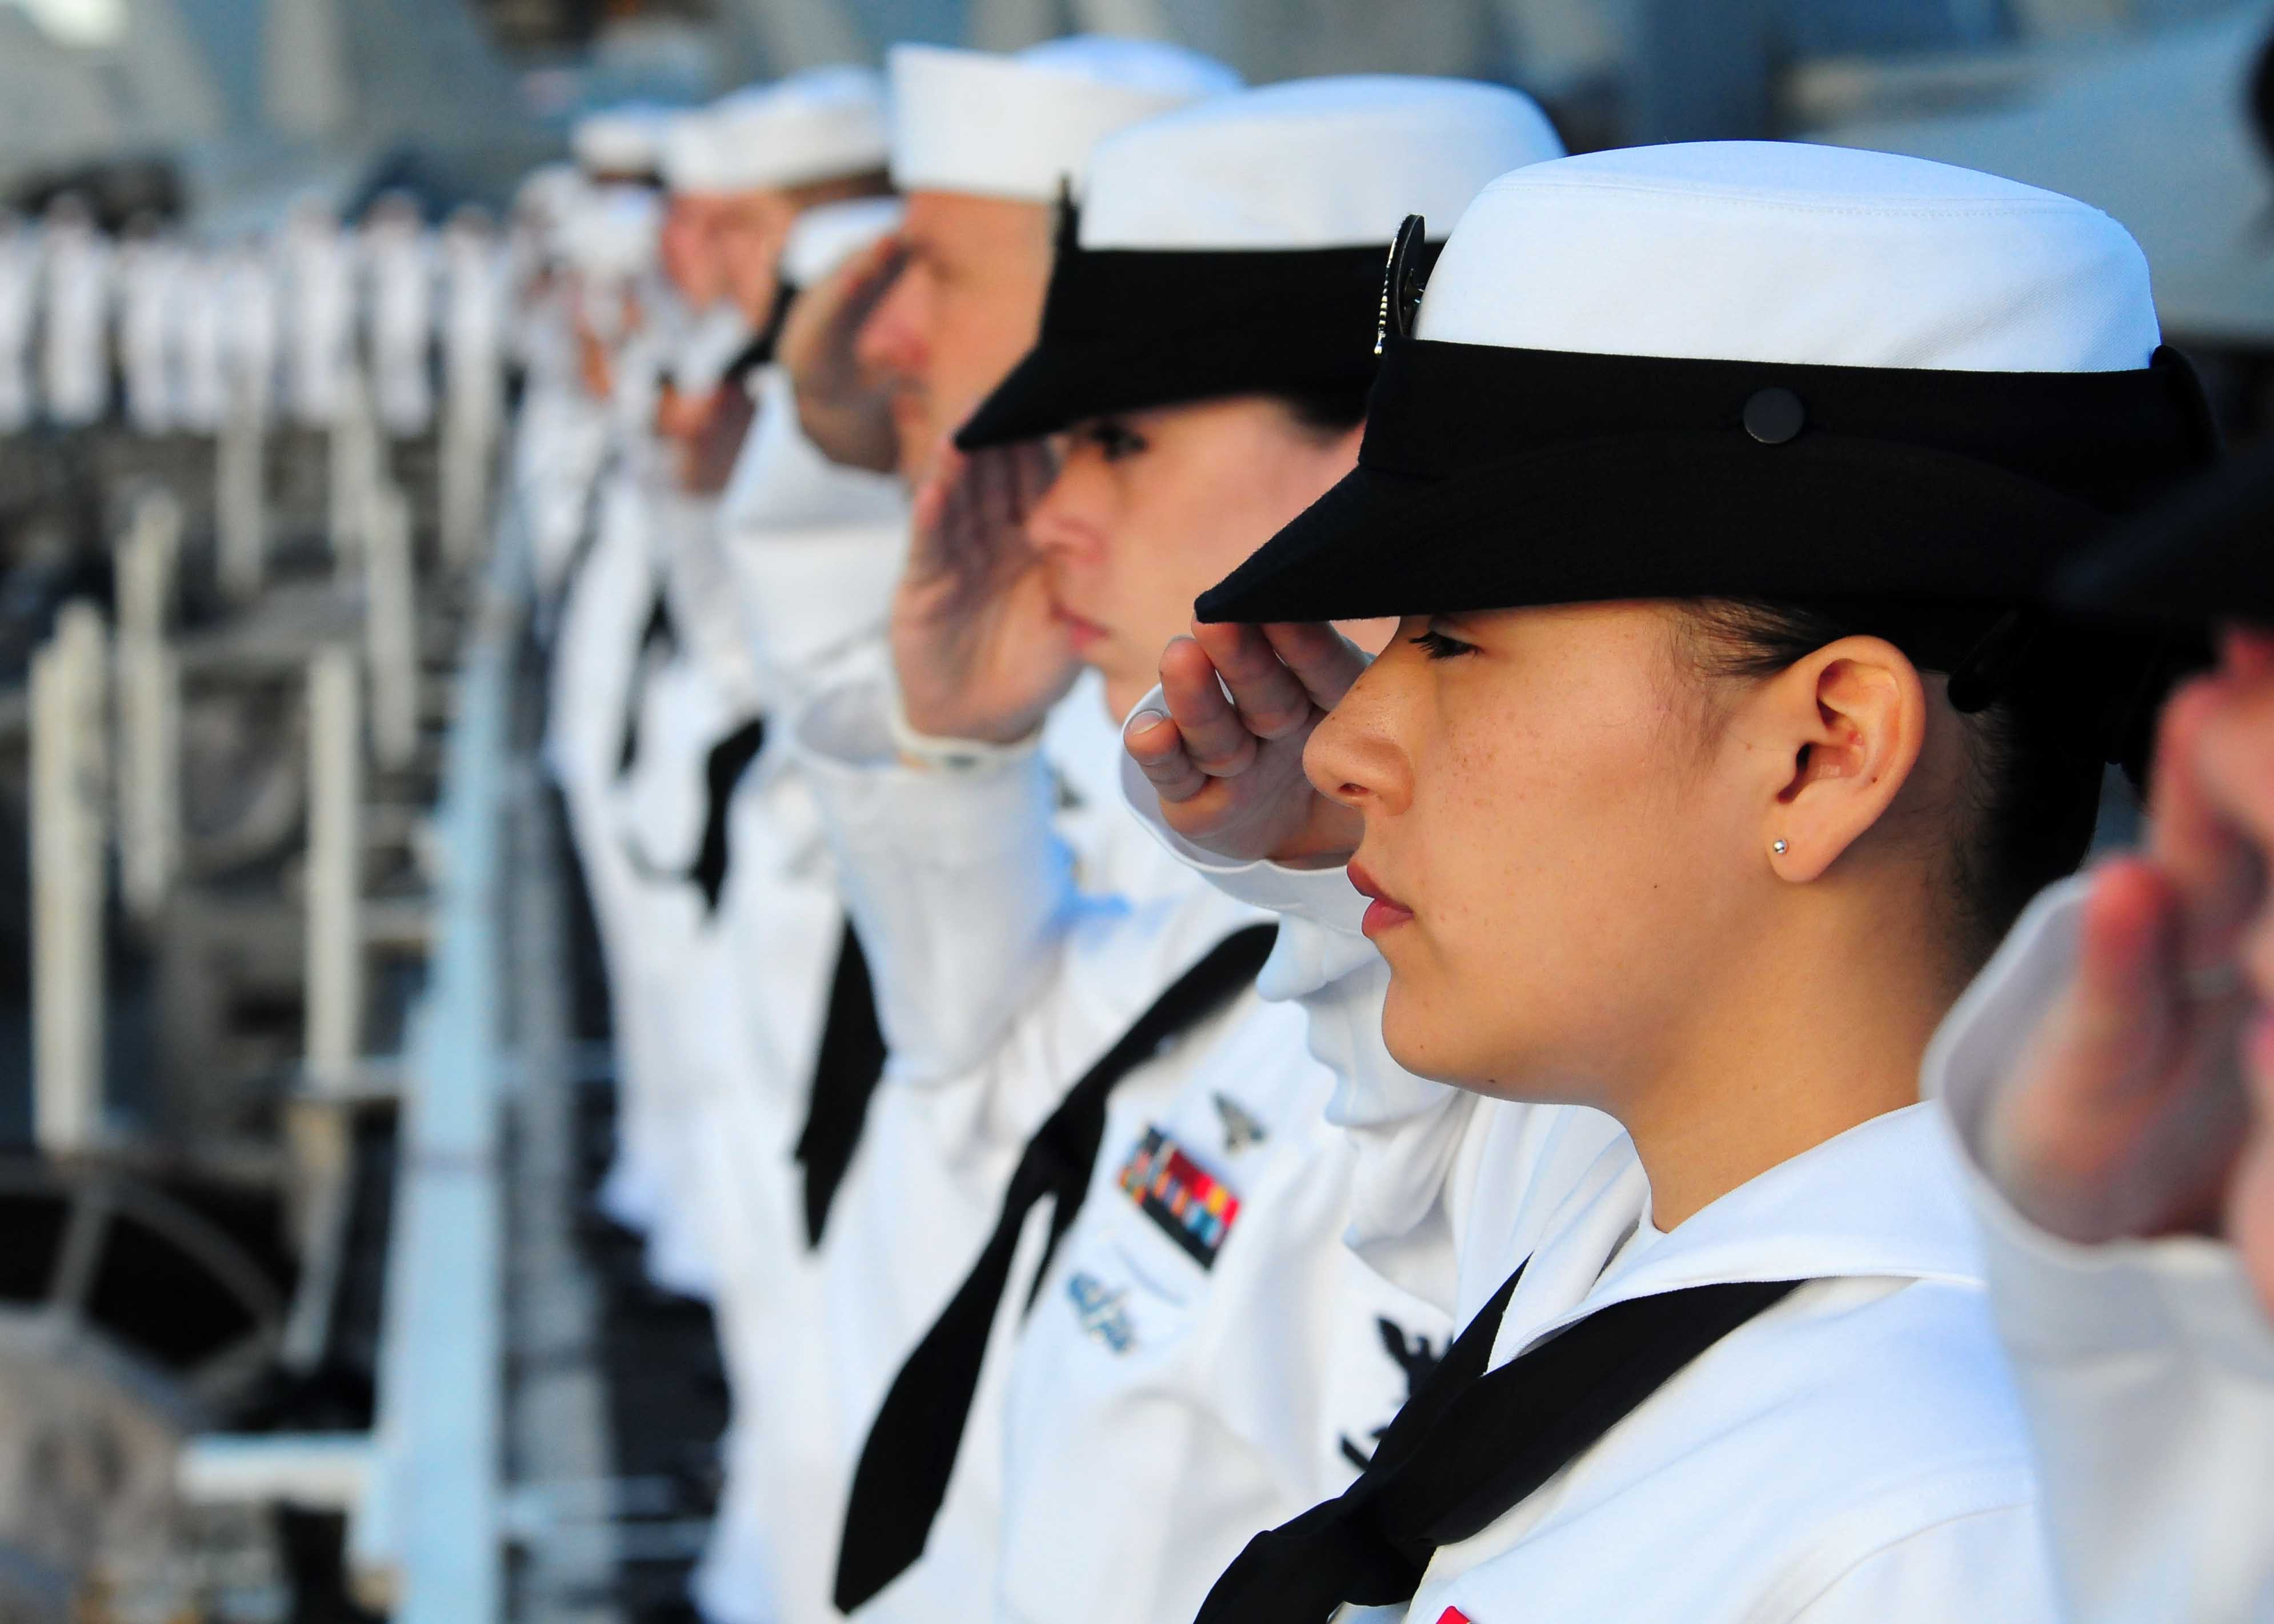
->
[[955, 241, 1394, 452], [956, 334, 1374, 451], [2057, 442, 2274, 627], [1196, 431, 2120, 625]]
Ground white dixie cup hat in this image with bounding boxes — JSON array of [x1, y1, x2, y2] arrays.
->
[[886, 34, 1242, 204], [571, 102, 677, 179], [703, 66, 892, 193]]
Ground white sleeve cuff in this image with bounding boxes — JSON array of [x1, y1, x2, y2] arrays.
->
[[795, 676, 1072, 1079]]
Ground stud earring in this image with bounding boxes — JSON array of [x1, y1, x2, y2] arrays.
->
[[1771, 840, 1788, 856]]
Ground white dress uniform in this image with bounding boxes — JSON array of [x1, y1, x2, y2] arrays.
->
[[579, 184, 903, 1618], [845, 77, 1563, 1624], [683, 225, 910, 1623], [1927, 879, 2274, 1624], [362, 203, 438, 439], [1130, 143, 2208, 1623], [39, 208, 113, 427], [522, 185, 659, 620], [0, 220, 40, 434], [214, 243, 282, 430], [280, 204, 358, 428], [117, 233, 182, 436], [173, 248, 228, 435], [603, 99, 904, 1299], [569, 101, 787, 1276], [1118, 763, 2063, 1623], [684, 39, 1241, 1624], [439, 214, 507, 440]]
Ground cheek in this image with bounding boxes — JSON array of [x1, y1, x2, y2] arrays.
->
[[1385, 689, 1709, 1078]]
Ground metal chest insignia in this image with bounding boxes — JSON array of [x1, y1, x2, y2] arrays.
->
[[1066, 1271, 1136, 1355], [1116, 1127, 1240, 1269], [1212, 1092, 1267, 1154]]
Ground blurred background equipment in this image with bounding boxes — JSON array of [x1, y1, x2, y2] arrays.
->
[[0, 1, 2260, 1621]]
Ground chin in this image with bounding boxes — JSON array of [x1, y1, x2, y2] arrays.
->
[[1379, 984, 1489, 1088]]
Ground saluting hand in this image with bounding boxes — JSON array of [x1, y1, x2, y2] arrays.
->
[[890, 438, 1078, 745], [1123, 621, 1367, 865], [780, 234, 906, 474], [1984, 640, 2273, 1308]]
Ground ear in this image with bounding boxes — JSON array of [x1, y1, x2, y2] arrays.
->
[[1751, 636, 1928, 882]]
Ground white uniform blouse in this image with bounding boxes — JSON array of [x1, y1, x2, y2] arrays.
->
[[1927, 877, 2274, 1623], [1112, 734, 2064, 1623], [791, 680, 1458, 1624]]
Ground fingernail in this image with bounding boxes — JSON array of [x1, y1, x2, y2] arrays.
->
[[1124, 708, 1168, 734]]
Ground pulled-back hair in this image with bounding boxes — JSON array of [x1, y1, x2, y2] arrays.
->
[[1672, 598, 2160, 968]]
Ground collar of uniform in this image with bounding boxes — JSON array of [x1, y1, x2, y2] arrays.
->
[[1492, 1102, 1983, 1371]]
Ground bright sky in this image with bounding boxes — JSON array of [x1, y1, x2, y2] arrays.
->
[[0, 0, 128, 47]]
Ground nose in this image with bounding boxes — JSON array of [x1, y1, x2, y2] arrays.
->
[[1303, 626, 1416, 818], [856, 256, 927, 392], [1023, 444, 1105, 563]]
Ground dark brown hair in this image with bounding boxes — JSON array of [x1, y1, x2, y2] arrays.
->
[[1675, 598, 2114, 967]]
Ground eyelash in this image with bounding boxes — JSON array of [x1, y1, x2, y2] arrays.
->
[[1085, 422, 1147, 462], [1410, 627, 1477, 660]]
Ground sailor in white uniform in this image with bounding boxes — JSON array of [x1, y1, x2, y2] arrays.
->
[[539, 178, 667, 953], [39, 195, 112, 428], [0, 212, 35, 435], [809, 76, 1563, 1624], [172, 243, 226, 435], [597, 70, 899, 1293], [438, 204, 509, 534], [215, 236, 282, 431], [278, 198, 358, 430], [570, 102, 674, 190], [1924, 443, 2274, 1624], [116, 216, 182, 437], [1116, 142, 2218, 1622], [505, 165, 608, 616], [362, 193, 438, 440], [680, 195, 911, 1624], [691, 37, 1237, 1624]]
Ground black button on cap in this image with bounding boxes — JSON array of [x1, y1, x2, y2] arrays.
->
[[1743, 387, 1807, 445]]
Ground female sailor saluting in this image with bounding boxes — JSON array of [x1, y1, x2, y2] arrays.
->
[[1123, 141, 2217, 1621]]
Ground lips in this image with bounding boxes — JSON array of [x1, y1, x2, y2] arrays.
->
[[1042, 580, 1109, 649], [1347, 859, 1414, 937]]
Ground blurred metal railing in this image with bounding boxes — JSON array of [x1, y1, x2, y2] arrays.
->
[[349, 556, 521, 1623]]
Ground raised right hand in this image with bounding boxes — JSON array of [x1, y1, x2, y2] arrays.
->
[[779, 234, 906, 474], [890, 439, 1080, 745], [1122, 621, 1367, 864], [1981, 672, 2260, 1254]]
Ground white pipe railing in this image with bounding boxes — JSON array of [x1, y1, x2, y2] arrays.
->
[[303, 644, 363, 1092], [31, 602, 109, 1156], [115, 490, 182, 923]]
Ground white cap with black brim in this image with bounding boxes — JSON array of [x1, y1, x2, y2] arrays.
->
[[1196, 142, 2217, 644], [886, 35, 1240, 206], [955, 75, 1567, 453]]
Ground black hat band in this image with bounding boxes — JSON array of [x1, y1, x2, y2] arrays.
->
[[1194, 337, 2218, 627], [1358, 337, 2214, 515]]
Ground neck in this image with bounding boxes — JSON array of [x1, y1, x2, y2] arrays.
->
[[1615, 885, 1956, 1229]]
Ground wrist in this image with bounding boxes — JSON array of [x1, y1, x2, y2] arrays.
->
[[888, 683, 1042, 772]]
